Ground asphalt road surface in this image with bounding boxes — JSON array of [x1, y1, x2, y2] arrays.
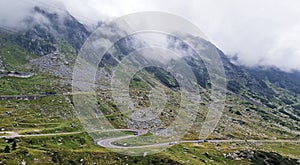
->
[[1, 130, 299, 149]]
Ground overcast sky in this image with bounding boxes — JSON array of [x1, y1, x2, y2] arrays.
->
[[1, 0, 300, 72]]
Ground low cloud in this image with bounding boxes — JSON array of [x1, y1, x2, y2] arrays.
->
[[0, 0, 32, 29], [1, 0, 300, 71]]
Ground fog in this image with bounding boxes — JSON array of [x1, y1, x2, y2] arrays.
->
[[1, 0, 300, 71]]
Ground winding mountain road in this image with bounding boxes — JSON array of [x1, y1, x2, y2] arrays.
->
[[95, 129, 300, 149], [1, 130, 299, 149]]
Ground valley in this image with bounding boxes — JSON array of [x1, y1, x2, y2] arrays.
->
[[0, 4, 299, 165]]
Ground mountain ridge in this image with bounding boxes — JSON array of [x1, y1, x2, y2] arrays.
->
[[0, 5, 300, 164]]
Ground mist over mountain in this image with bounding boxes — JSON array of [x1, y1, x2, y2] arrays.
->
[[2, 0, 300, 72], [0, 3, 299, 98], [0, 3, 300, 164], [1, 5, 90, 55]]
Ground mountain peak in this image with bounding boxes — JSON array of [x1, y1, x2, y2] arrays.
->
[[9, 5, 91, 55]]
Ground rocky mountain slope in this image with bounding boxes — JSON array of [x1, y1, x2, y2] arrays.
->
[[0, 5, 299, 164], [16, 6, 90, 55]]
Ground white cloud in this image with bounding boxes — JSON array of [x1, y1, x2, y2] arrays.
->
[[62, 0, 300, 71], [0, 0, 32, 29], [0, 0, 300, 71], [263, 25, 300, 71]]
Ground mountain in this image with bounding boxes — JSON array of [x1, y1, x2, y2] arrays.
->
[[1, 3, 299, 135], [248, 67, 300, 94], [0, 5, 299, 164], [16, 6, 90, 55], [0, 5, 90, 78]]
